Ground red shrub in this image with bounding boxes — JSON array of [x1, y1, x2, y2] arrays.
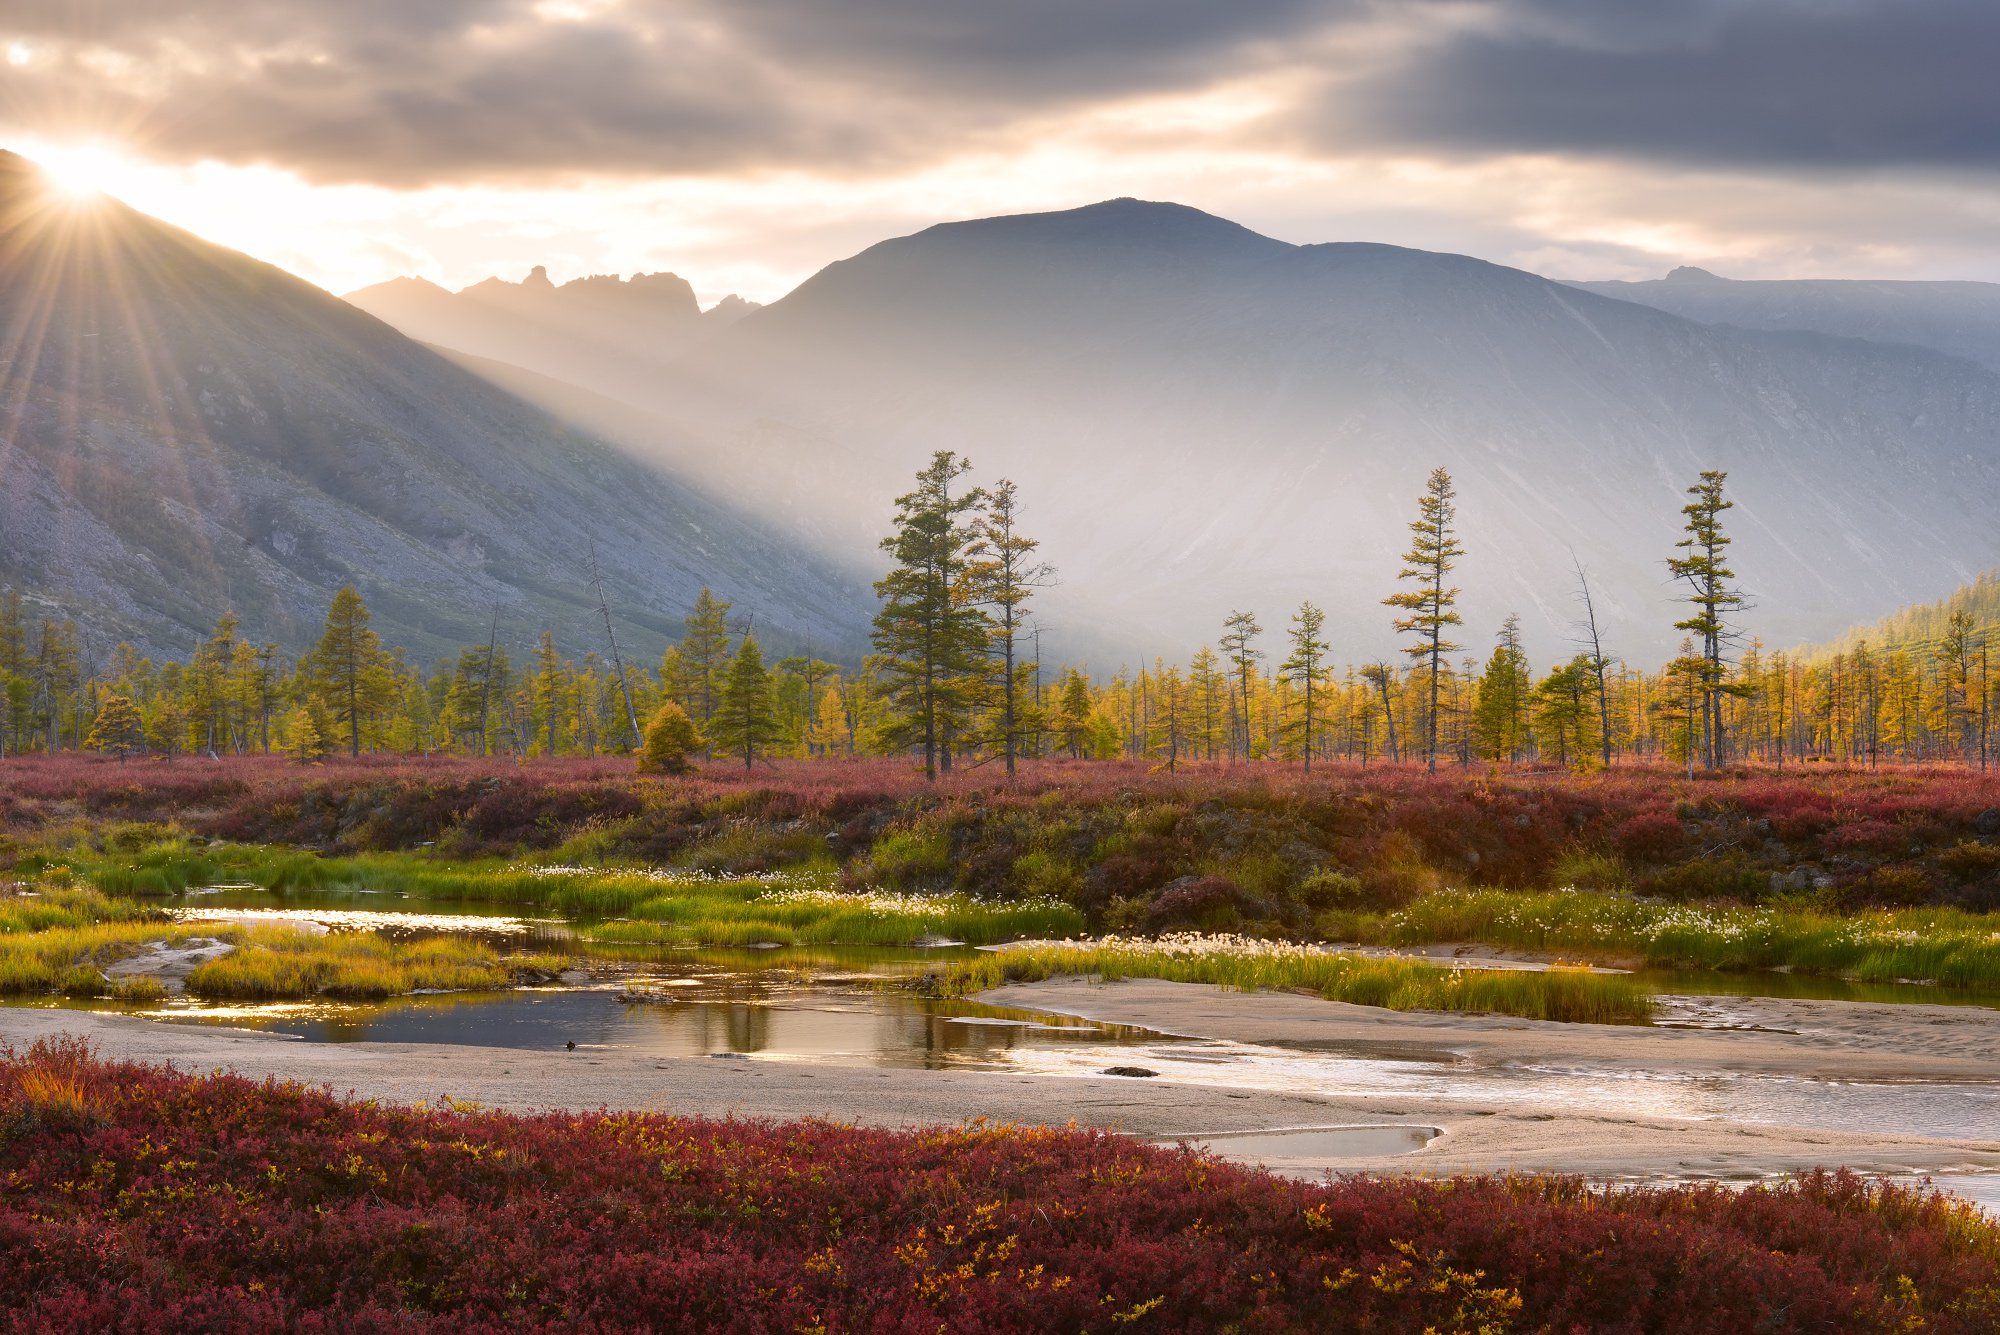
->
[[0, 1042, 1995, 1332]]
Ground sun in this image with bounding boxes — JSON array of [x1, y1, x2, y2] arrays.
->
[[32, 142, 142, 204]]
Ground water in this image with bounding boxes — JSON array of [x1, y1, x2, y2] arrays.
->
[[15, 886, 1998, 1185], [130, 977, 1167, 1067]]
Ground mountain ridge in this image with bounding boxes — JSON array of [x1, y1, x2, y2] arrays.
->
[[0, 151, 866, 660]]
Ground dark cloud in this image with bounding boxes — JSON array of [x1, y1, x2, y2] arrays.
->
[[7, 0, 1997, 186], [1330, 0, 2000, 171], [0, 0, 1330, 184]]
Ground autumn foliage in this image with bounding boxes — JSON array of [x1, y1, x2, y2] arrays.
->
[[0, 1040, 1995, 1332], [2, 754, 1997, 910]]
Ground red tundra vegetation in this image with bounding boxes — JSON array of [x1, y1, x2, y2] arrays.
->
[[3, 754, 1996, 914], [1, 1039, 1996, 1332]]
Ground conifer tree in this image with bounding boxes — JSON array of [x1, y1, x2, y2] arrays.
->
[[85, 694, 146, 761], [1938, 609, 1979, 763], [637, 701, 704, 775], [967, 478, 1053, 777], [1472, 615, 1532, 762], [1666, 470, 1744, 771], [1385, 467, 1465, 773], [1188, 646, 1226, 761], [287, 700, 330, 764], [1279, 601, 1331, 773], [303, 586, 397, 757], [711, 634, 777, 771], [870, 451, 990, 780], [1218, 611, 1263, 762], [144, 693, 189, 762], [809, 685, 852, 757], [1532, 656, 1598, 769], [678, 589, 735, 740], [532, 632, 568, 757]]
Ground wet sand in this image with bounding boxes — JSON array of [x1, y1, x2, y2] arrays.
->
[[5, 980, 1997, 1184]]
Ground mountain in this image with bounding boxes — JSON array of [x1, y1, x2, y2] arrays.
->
[[345, 267, 758, 414], [650, 200, 2000, 662], [1803, 570, 2000, 662], [1570, 267, 2000, 374], [0, 152, 864, 661]]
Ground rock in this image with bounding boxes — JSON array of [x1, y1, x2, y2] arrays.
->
[[1100, 1066, 1158, 1078], [1975, 809, 2000, 836]]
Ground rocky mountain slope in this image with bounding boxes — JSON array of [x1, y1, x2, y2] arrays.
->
[[0, 152, 864, 661], [1571, 267, 2000, 374]]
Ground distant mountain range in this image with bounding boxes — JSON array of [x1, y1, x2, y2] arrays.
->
[[372, 199, 2000, 663], [1569, 268, 2000, 375], [345, 268, 758, 417], [0, 151, 863, 661], [10, 159, 1999, 669]]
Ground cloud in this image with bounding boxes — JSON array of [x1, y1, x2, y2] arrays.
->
[[0, 0, 1332, 185], [1325, 0, 2000, 172]]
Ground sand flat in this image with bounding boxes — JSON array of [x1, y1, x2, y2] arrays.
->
[[6, 981, 1998, 1185]]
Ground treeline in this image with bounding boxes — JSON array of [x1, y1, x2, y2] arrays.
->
[[0, 457, 1994, 772]]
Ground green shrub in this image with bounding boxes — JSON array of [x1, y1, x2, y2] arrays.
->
[[1011, 850, 1082, 901], [1938, 840, 2000, 884], [868, 829, 953, 891], [1843, 865, 1934, 909], [1296, 868, 1367, 910], [1549, 847, 1630, 893], [1638, 856, 1766, 902]]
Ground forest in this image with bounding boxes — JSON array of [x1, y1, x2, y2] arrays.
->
[[1, 458, 1994, 777]]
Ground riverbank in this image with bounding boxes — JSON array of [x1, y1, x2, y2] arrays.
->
[[7, 978, 1996, 1186]]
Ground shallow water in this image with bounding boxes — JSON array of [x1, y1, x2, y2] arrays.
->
[[16, 886, 1999, 1189], [119, 977, 1167, 1067]]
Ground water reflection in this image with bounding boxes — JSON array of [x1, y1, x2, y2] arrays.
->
[[138, 973, 1171, 1069]]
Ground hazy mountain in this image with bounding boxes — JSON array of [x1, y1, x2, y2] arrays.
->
[[1571, 267, 2000, 374], [643, 200, 2000, 663], [345, 267, 758, 414], [0, 152, 863, 661]]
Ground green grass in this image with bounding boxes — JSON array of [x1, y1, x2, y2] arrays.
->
[[46, 834, 1087, 949], [940, 937, 1653, 1025], [586, 886, 1085, 949], [184, 927, 561, 1002], [2, 879, 566, 1002], [1325, 889, 2000, 990]]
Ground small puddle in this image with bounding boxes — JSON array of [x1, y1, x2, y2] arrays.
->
[[1165, 1125, 1437, 1162]]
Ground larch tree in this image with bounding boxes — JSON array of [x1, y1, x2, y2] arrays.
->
[[678, 589, 735, 745], [776, 652, 840, 756], [303, 586, 396, 758], [1279, 601, 1331, 773], [1384, 467, 1465, 773], [85, 694, 146, 761], [637, 701, 704, 776], [532, 632, 568, 756], [967, 477, 1053, 777], [1471, 615, 1532, 763], [870, 451, 990, 781], [809, 685, 852, 757], [711, 633, 778, 771], [1189, 645, 1226, 761], [1665, 470, 1745, 771], [1218, 611, 1263, 761], [1937, 609, 1978, 763]]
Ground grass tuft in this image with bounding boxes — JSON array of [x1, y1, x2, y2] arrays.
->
[[941, 935, 1652, 1025]]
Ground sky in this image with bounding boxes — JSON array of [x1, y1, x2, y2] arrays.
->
[[6, 0, 2000, 306]]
